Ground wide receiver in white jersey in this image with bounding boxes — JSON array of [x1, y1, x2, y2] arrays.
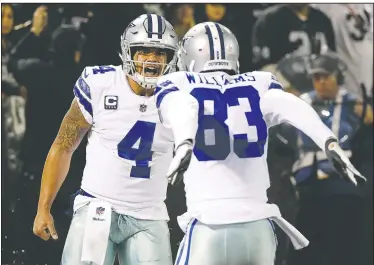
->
[[33, 14, 178, 265], [155, 22, 366, 265]]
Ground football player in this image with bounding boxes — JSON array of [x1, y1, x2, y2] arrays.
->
[[288, 52, 372, 265], [155, 22, 365, 265], [33, 14, 178, 265]]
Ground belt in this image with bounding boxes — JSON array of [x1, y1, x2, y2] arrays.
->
[[76, 189, 95, 198]]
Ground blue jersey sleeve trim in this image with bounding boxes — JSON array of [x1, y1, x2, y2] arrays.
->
[[73, 86, 93, 116], [156, 87, 180, 108], [269, 82, 283, 90], [78, 77, 92, 99]]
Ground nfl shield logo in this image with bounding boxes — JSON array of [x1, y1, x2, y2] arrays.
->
[[139, 104, 147, 112], [96, 207, 105, 216]]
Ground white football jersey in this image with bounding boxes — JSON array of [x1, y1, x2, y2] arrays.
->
[[155, 70, 335, 229], [156, 71, 284, 227], [73, 65, 174, 220]]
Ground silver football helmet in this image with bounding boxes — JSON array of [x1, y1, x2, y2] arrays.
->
[[120, 14, 179, 89], [178, 22, 240, 74]]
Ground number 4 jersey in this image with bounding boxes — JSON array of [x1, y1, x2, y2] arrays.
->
[[155, 70, 335, 228], [73, 65, 174, 220]]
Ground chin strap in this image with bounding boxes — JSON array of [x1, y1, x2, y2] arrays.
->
[[133, 72, 157, 89]]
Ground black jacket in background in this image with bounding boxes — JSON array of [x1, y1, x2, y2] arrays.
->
[[252, 4, 336, 69], [11, 28, 51, 62], [14, 60, 82, 170]]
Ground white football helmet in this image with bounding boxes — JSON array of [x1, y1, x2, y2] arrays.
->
[[120, 14, 179, 89], [179, 22, 240, 74]]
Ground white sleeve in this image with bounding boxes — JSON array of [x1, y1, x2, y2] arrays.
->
[[260, 89, 337, 151], [158, 90, 199, 148]]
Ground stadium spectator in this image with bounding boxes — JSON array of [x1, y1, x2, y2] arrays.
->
[[287, 52, 371, 265], [11, 5, 51, 61], [168, 4, 195, 40], [252, 4, 336, 95]]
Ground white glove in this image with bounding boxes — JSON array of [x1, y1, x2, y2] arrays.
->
[[325, 138, 367, 186], [166, 139, 193, 185]]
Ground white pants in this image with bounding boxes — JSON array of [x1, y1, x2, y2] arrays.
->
[[175, 219, 277, 265], [61, 203, 173, 265]]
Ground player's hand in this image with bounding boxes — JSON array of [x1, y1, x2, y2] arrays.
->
[[325, 138, 367, 186], [33, 210, 58, 241], [167, 139, 193, 185]]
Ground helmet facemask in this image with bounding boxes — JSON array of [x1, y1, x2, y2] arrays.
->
[[120, 35, 177, 90]]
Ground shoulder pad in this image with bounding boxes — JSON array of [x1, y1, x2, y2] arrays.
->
[[73, 65, 120, 123], [155, 72, 186, 95], [82, 65, 119, 85]]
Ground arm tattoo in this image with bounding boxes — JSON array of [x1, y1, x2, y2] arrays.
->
[[54, 100, 91, 152]]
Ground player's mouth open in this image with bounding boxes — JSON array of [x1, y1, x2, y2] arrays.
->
[[144, 65, 161, 76]]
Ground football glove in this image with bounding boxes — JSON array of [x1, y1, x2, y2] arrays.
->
[[166, 139, 193, 185], [325, 137, 366, 186]]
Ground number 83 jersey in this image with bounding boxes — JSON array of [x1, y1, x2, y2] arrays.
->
[[73, 65, 174, 220], [156, 71, 284, 225]]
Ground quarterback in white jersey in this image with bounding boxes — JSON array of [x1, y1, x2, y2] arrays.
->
[[155, 22, 366, 265], [33, 14, 178, 265]]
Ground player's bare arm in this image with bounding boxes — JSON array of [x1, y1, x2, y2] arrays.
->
[[33, 99, 91, 241], [54, 99, 91, 152]]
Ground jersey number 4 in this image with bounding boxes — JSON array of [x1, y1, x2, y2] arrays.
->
[[91, 65, 154, 179], [117, 121, 156, 179], [191, 85, 268, 161]]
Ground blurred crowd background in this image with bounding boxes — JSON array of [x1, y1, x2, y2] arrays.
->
[[1, 3, 373, 265]]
